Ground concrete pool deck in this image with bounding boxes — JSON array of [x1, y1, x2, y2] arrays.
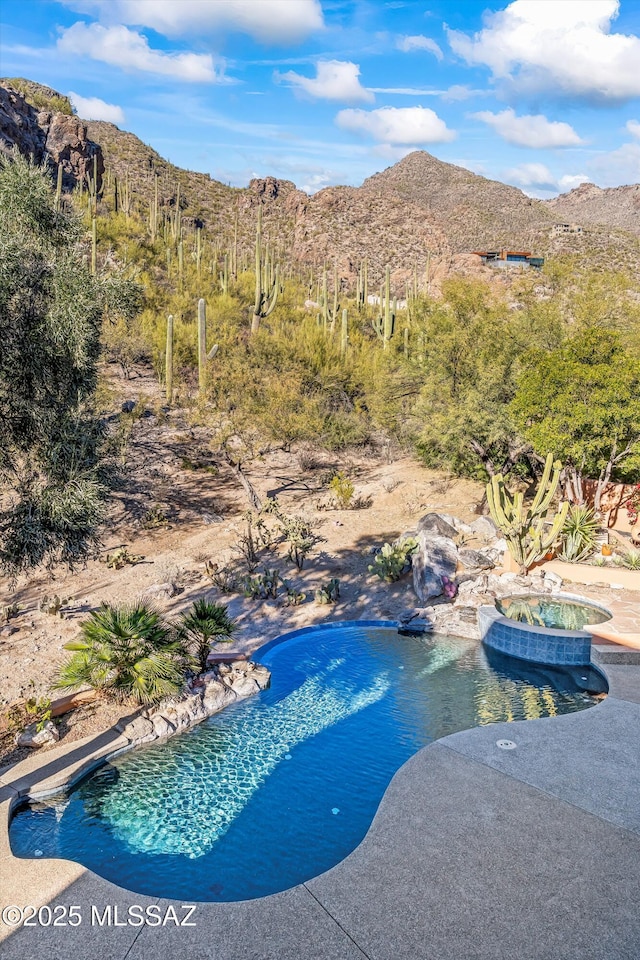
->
[[1, 663, 639, 959]]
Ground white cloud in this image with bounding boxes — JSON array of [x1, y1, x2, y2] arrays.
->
[[626, 119, 640, 139], [369, 87, 443, 96], [442, 84, 481, 102], [277, 60, 373, 103], [558, 173, 592, 191], [336, 106, 456, 145], [62, 0, 324, 44], [396, 35, 443, 60], [448, 0, 640, 102], [367, 84, 482, 100], [589, 143, 640, 186], [68, 91, 125, 123], [504, 162, 591, 196], [57, 22, 219, 82], [473, 108, 584, 147], [371, 144, 415, 162], [505, 162, 557, 190]]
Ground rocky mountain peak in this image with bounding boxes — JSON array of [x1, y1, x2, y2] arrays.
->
[[0, 78, 104, 191]]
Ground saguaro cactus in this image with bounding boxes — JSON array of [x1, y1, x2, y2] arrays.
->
[[356, 258, 369, 309], [320, 263, 340, 330], [340, 308, 348, 356], [165, 314, 174, 404], [197, 298, 207, 394], [54, 162, 63, 212], [372, 265, 395, 347], [486, 453, 569, 574], [177, 240, 184, 289], [251, 207, 279, 335], [91, 216, 97, 275]]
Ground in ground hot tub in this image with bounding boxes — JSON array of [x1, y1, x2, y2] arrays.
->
[[478, 593, 612, 666]]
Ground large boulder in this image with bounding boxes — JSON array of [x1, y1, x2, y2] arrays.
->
[[44, 113, 104, 191], [0, 86, 47, 161], [412, 531, 459, 603], [417, 513, 459, 539], [0, 82, 104, 191]]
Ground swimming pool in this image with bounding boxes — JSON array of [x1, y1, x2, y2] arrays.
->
[[9, 623, 607, 902]]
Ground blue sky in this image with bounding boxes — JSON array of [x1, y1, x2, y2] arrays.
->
[[1, 0, 640, 196]]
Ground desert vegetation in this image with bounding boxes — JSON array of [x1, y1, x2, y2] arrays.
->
[[1, 115, 639, 764], [1, 147, 639, 581]]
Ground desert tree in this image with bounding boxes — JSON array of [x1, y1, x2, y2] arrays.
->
[[0, 153, 141, 576], [511, 328, 640, 509]]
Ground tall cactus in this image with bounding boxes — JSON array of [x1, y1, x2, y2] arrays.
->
[[486, 453, 569, 574], [197, 298, 207, 395], [54, 162, 63, 212], [320, 263, 339, 330], [251, 206, 279, 335], [91, 216, 97, 275], [372, 264, 394, 347], [177, 240, 184, 289], [165, 314, 174, 404], [356, 257, 368, 309], [220, 252, 229, 295], [340, 308, 348, 356], [232, 206, 238, 280], [196, 225, 202, 278]]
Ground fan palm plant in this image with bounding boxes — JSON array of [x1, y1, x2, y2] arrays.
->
[[53, 603, 191, 704], [178, 599, 237, 673]]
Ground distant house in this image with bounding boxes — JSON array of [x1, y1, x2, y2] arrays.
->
[[550, 222, 583, 237], [472, 249, 545, 269]]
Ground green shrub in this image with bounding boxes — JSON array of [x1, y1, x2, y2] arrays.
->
[[329, 472, 355, 508], [54, 603, 190, 704], [178, 599, 236, 673]]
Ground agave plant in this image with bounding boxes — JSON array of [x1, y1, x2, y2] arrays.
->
[[53, 603, 191, 705], [558, 505, 600, 562], [614, 548, 640, 571], [178, 599, 237, 673]]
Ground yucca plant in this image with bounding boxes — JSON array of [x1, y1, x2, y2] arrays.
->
[[558, 505, 600, 562], [177, 599, 237, 673], [614, 548, 640, 571], [53, 603, 190, 705]]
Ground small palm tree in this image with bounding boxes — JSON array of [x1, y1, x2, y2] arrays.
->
[[53, 603, 191, 705], [178, 599, 237, 673]]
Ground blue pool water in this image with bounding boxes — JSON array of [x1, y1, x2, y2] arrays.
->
[[9, 624, 606, 902]]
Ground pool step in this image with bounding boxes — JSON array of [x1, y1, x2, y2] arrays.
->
[[592, 642, 640, 666]]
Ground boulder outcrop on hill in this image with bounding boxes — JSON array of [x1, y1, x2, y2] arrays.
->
[[0, 81, 103, 190]]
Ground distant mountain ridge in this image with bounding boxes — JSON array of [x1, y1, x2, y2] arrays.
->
[[545, 181, 640, 236], [2, 77, 639, 288]]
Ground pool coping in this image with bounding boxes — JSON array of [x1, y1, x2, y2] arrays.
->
[[1, 623, 639, 954]]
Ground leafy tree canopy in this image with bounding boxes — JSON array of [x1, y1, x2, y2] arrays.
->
[[0, 154, 141, 576], [511, 327, 640, 502]]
